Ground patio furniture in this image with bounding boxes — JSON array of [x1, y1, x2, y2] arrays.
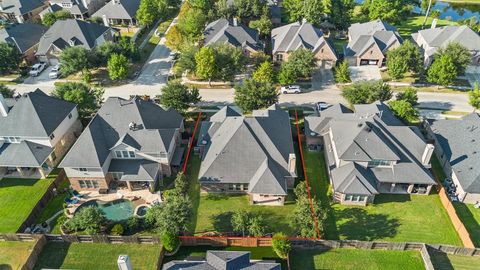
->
[[64, 197, 79, 205], [71, 190, 83, 198]]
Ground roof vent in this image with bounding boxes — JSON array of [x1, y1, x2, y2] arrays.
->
[[128, 122, 137, 130]]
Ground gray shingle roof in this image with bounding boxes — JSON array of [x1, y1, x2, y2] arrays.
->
[[306, 102, 436, 194], [271, 21, 330, 54], [59, 97, 183, 168], [0, 0, 45, 16], [36, 19, 113, 55], [108, 159, 159, 181], [198, 105, 294, 195], [49, 0, 88, 15], [92, 0, 140, 20], [204, 18, 262, 50], [0, 23, 47, 53], [0, 140, 53, 167], [0, 89, 76, 137], [345, 20, 402, 57], [429, 113, 480, 193], [162, 250, 281, 270], [348, 19, 397, 42], [413, 25, 480, 52]]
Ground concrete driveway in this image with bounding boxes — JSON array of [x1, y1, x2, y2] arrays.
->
[[22, 65, 55, 84], [349, 66, 382, 82]]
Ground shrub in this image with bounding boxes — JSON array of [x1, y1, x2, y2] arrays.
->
[[67, 206, 106, 234], [272, 233, 291, 259], [162, 231, 180, 252], [334, 60, 351, 83], [342, 80, 392, 105], [110, 224, 124, 235], [126, 216, 140, 232]]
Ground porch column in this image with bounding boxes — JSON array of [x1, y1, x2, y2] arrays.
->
[[407, 184, 414, 193], [126, 181, 133, 191], [16, 167, 25, 177], [426, 185, 433, 195], [390, 183, 396, 193], [38, 167, 47, 179]]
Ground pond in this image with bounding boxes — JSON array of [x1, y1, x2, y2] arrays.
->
[[355, 1, 480, 21], [75, 199, 134, 221]]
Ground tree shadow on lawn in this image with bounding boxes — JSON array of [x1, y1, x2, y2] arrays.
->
[[374, 194, 411, 204], [335, 208, 400, 241], [0, 178, 39, 188], [205, 193, 230, 201], [33, 242, 70, 270], [211, 211, 234, 233], [210, 210, 294, 235]]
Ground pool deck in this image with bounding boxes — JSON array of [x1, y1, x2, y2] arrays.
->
[[66, 188, 162, 217]]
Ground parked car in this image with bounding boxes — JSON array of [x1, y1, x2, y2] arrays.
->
[[281, 85, 301, 94], [316, 102, 329, 111], [29, 63, 47, 77], [48, 64, 61, 79]]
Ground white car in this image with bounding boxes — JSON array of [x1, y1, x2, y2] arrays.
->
[[48, 64, 61, 79], [280, 85, 301, 94], [29, 63, 47, 77], [316, 102, 329, 111]]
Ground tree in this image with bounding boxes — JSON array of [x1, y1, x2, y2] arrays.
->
[[0, 42, 21, 75], [145, 195, 192, 234], [232, 210, 250, 236], [427, 54, 457, 86], [468, 82, 480, 110], [107, 53, 129, 80], [55, 10, 72, 20], [51, 82, 104, 118], [272, 233, 291, 259], [195, 46, 216, 81], [291, 182, 325, 238], [249, 6, 272, 36], [248, 215, 266, 237], [396, 87, 418, 106], [252, 61, 274, 83], [59, 46, 91, 75], [213, 44, 245, 81], [119, 36, 140, 61], [233, 0, 264, 22], [283, 0, 304, 22], [387, 49, 408, 80], [89, 16, 104, 25], [215, 0, 234, 18], [136, 0, 159, 26], [67, 206, 106, 234], [0, 84, 14, 98], [177, 8, 206, 41], [278, 62, 297, 85], [287, 48, 316, 78], [42, 12, 57, 26], [95, 42, 124, 65], [302, 0, 324, 24], [174, 172, 188, 195], [177, 44, 198, 73], [361, 0, 416, 23], [234, 79, 278, 113], [158, 80, 201, 112], [334, 60, 351, 83], [342, 80, 392, 105], [400, 40, 423, 75], [162, 231, 180, 252], [327, 0, 355, 30], [165, 25, 185, 52], [388, 100, 419, 123], [437, 42, 471, 75]]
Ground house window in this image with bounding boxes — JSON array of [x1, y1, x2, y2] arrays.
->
[[243, 184, 248, 191], [345, 194, 366, 202], [50, 133, 55, 140], [78, 168, 88, 172], [68, 113, 72, 119], [128, 151, 135, 158], [276, 54, 283, 62], [115, 150, 135, 158], [321, 48, 324, 53], [370, 50, 373, 54], [4, 137, 21, 143], [368, 159, 391, 167], [79, 180, 99, 189], [115, 151, 123, 158]]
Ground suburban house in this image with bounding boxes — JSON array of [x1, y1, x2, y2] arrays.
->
[[0, 0, 47, 23], [305, 102, 436, 206], [59, 97, 185, 192], [412, 25, 480, 67], [204, 18, 263, 56], [35, 19, 116, 64], [196, 105, 297, 206], [0, 89, 82, 179], [271, 19, 337, 68], [0, 23, 47, 63], [424, 113, 480, 204], [91, 0, 140, 26], [163, 250, 281, 270], [41, 0, 106, 20], [345, 19, 403, 67]]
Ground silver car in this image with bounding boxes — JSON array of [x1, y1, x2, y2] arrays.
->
[[48, 64, 61, 79]]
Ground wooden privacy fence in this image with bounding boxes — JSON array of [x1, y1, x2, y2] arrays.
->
[[17, 170, 67, 233]]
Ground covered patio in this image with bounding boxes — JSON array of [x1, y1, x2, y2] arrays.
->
[[0, 141, 54, 179], [108, 159, 160, 191]]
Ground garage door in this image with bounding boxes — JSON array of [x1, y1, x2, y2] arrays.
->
[[49, 57, 59, 65], [360, 59, 378, 66]]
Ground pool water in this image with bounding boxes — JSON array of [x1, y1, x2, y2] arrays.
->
[[75, 199, 134, 221]]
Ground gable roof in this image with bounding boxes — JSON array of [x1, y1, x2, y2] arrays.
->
[[331, 163, 379, 195], [0, 23, 47, 53], [345, 20, 402, 57], [348, 19, 397, 42], [412, 25, 480, 54], [271, 20, 330, 54], [92, 0, 141, 20], [204, 18, 261, 50], [0, 0, 45, 16], [0, 89, 76, 137], [198, 105, 294, 195], [0, 140, 53, 167], [49, 0, 88, 15], [36, 19, 113, 55], [429, 113, 480, 193], [59, 97, 183, 168]]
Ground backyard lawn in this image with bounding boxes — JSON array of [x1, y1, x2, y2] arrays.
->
[[0, 171, 59, 233], [0, 241, 36, 270], [162, 246, 286, 269], [303, 145, 462, 245], [431, 251, 480, 270], [394, 15, 456, 39], [290, 248, 425, 270], [454, 202, 480, 247], [35, 179, 71, 234], [33, 242, 162, 270]]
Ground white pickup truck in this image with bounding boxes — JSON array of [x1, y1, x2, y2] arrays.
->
[[29, 63, 47, 77]]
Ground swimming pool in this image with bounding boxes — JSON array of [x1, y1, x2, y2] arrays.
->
[[75, 199, 134, 221]]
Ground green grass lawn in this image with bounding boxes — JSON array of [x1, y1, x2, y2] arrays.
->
[[431, 251, 480, 270], [0, 241, 36, 270], [290, 248, 425, 270], [34, 178, 71, 234], [33, 242, 162, 270], [453, 203, 480, 247], [395, 16, 457, 39], [163, 246, 286, 269], [0, 172, 59, 233], [303, 145, 462, 245]]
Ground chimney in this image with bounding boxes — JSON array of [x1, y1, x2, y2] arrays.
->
[[232, 17, 238, 27], [431, 18, 438, 29], [102, 14, 109, 27], [117, 255, 133, 270], [421, 143, 435, 166], [288, 153, 296, 175], [0, 93, 8, 117]]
